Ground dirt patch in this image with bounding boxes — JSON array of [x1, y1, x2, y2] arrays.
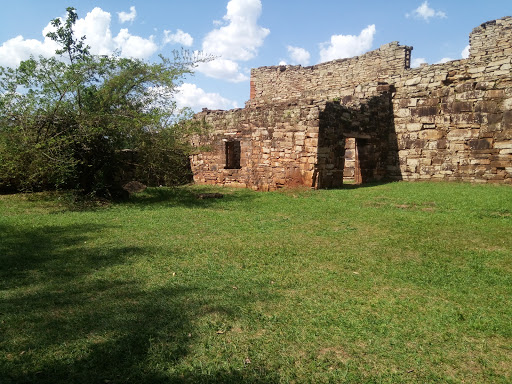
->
[[318, 346, 351, 362]]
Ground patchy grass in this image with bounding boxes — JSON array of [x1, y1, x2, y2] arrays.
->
[[1, 182, 511, 383]]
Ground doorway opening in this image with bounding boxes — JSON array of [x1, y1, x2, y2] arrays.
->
[[343, 138, 362, 184]]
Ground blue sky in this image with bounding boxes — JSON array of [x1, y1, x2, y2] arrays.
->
[[1, 1, 510, 111]]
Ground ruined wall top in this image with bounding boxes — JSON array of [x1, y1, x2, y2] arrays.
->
[[247, 16, 512, 108], [470, 16, 512, 62], [248, 42, 412, 107]]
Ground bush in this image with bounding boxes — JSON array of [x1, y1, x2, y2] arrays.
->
[[0, 7, 208, 197]]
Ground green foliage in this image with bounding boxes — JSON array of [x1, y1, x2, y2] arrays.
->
[[0, 7, 209, 197]]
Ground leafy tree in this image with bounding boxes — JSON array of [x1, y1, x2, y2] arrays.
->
[[0, 7, 208, 197]]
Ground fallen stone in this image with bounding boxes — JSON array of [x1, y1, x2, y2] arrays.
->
[[123, 181, 147, 194]]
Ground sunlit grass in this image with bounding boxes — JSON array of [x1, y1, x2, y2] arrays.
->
[[1, 182, 511, 383]]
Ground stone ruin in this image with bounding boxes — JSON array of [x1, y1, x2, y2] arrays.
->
[[190, 17, 512, 190]]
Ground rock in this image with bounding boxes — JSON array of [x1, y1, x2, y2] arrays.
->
[[122, 181, 147, 194]]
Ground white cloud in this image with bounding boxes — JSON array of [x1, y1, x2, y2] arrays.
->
[[411, 57, 427, 68], [163, 29, 194, 47], [73, 7, 115, 56], [175, 83, 238, 111], [406, 1, 446, 21], [113, 29, 158, 59], [461, 45, 470, 59], [319, 24, 376, 63], [278, 60, 287, 65], [75, 8, 158, 58], [0, 35, 59, 67], [197, 0, 269, 81], [0, 7, 158, 67], [196, 59, 249, 83], [202, 0, 270, 61], [287, 46, 310, 66], [118, 6, 137, 23], [436, 57, 453, 64]]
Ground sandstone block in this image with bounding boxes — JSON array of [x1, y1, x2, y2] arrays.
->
[[452, 101, 474, 113], [455, 83, 475, 93], [406, 123, 422, 131], [491, 160, 511, 168], [503, 111, 512, 129], [475, 100, 499, 113], [469, 66, 487, 74], [447, 129, 479, 140], [450, 143, 467, 151], [419, 130, 443, 140], [405, 77, 422, 86], [469, 139, 493, 150], [486, 89, 505, 99], [495, 141, 512, 149], [411, 106, 439, 117], [396, 108, 411, 118]]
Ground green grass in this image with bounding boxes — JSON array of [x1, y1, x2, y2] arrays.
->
[[1, 182, 511, 383]]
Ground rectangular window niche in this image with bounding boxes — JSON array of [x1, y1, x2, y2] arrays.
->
[[225, 140, 241, 169]]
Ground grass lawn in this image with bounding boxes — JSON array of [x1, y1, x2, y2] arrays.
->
[[1, 182, 511, 383]]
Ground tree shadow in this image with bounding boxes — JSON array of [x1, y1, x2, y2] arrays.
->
[[0, 221, 279, 383], [124, 186, 260, 210], [0, 222, 133, 290]]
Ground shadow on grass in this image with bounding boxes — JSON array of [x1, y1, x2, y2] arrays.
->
[[124, 186, 260, 210], [338, 180, 400, 190], [0, 223, 133, 290], [0, 222, 279, 383]]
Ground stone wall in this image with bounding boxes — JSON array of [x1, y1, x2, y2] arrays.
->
[[392, 57, 512, 182], [191, 16, 512, 189], [391, 17, 512, 183]]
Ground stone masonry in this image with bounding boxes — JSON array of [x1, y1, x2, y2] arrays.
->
[[190, 17, 512, 190]]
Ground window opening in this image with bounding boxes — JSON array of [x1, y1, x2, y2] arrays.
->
[[225, 140, 241, 169]]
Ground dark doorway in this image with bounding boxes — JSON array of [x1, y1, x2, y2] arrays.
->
[[316, 89, 402, 189]]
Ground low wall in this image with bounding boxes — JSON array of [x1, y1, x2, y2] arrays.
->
[[191, 102, 321, 191]]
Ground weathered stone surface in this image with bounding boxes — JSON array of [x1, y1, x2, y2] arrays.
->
[[469, 139, 493, 150]]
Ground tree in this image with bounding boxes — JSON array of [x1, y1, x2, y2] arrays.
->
[[0, 7, 208, 197]]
